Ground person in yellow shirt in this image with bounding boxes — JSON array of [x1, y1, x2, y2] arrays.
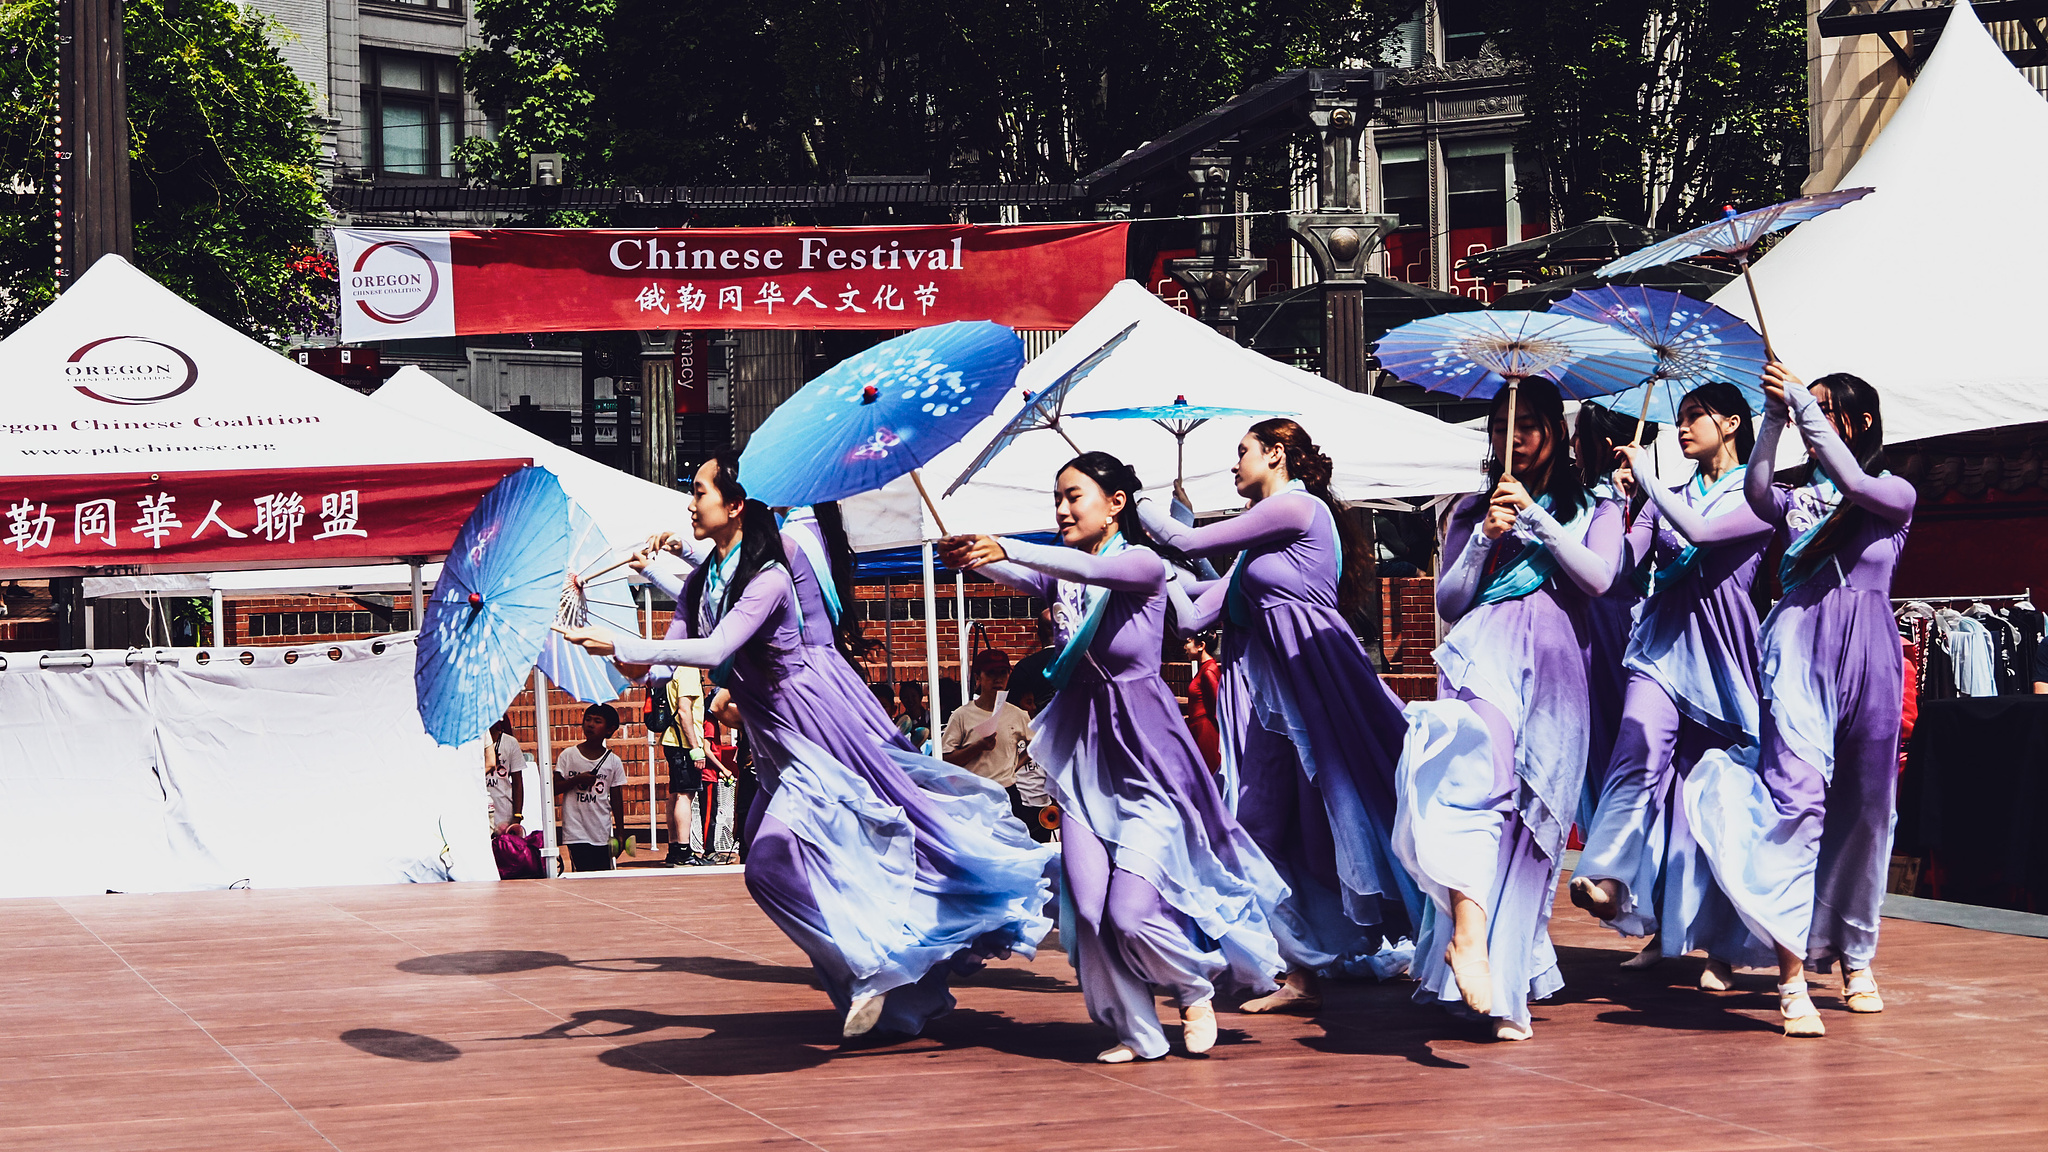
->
[[660, 665, 709, 867]]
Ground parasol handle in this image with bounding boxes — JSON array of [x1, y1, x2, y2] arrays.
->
[[582, 553, 638, 582], [911, 468, 950, 537], [1501, 378, 1520, 482], [1739, 256, 1778, 363], [1053, 420, 1083, 456], [1632, 379, 1654, 448]]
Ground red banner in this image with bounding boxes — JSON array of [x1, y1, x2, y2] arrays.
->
[[335, 224, 1128, 342], [5, 461, 524, 569]]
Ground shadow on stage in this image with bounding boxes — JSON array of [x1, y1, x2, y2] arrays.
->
[[397, 948, 816, 985]]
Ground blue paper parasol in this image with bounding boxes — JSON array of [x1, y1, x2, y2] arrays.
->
[[943, 321, 1139, 497], [1595, 188, 1874, 358], [1374, 311, 1657, 479], [739, 321, 1024, 532], [1069, 395, 1296, 488], [1549, 286, 1768, 441], [537, 503, 638, 705], [416, 466, 571, 747]]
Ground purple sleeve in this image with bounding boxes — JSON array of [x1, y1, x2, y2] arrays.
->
[[1138, 494, 1316, 560], [1520, 499, 1621, 596], [1435, 496, 1491, 621], [1641, 478, 1775, 546], [1166, 568, 1227, 632], [1000, 538, 1165, 593], [610, 567, 790, 668], [973, 559, 1056, 600], [1786, 386, 1917, 523]]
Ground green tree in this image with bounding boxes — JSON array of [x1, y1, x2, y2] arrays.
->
[[0, 0, 330, 341], [1480, 0, 1807, 229], [459, 0, 1409, 211]]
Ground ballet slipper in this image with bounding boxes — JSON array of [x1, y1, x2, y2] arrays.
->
[[1619, 938, 1664, 970], [1699, 958, 1735, 992], [1181, 1000, 1217, 1054], [1096, 1044, 1141, 1064], [1569, 876, 1622, 921], [842, 994, 886, 1039], [1779, 978, 1825, 1038], [1445, 941, 1493, 1017], [1843, 968, 1884, 1014], [1493, 1018, 1533, 1042], [1239, 969, 1321, 1014]]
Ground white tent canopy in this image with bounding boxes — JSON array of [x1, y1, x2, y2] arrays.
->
[[0, 256, 524, 576], [842, 280, 1486, 550], [1710, 0, 2048, 446]]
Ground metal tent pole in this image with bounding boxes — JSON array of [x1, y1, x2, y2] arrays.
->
[[921, 542, 942, 742], [210, 589, 225, 648], [533, 669, 559, 874], [642, 583, 658, 850], [409, 561, 425, 627], [955, 568, 970, 708]]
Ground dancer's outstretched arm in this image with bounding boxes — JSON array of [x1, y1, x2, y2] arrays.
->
[[996, 538, 1166, 592], [1618, 447, 1775, 547], [1166, 564, 1229, 632], [1785, 385, 1916, 524], [1137, 494, 1314, 560], [563, 568, 788, 670]]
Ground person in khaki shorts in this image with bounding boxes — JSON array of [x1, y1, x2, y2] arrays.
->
[[660, 665, 708, 867]]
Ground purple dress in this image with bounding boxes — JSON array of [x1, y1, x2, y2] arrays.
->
[[1579, 481, 1642, 833], [1395, 494, 1620, 1028], [1685, 387, 1913, 972], [1142, 490, 1421, 971], [978, 537, 1287, 1060], [1576, 468, 1775, 968], [611, 559, 1055, 1037]]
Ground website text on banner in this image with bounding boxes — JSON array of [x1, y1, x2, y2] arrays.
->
[[334, 223, 1130, 342]]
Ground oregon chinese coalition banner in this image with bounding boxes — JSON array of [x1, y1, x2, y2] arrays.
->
[[334, 223, 1128, 343]]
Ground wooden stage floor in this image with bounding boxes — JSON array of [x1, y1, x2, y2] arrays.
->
[[5, 870, 2045, 1152]]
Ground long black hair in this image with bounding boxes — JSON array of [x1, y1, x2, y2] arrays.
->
[[682, 454, 790, 636], [1248, 417, 1374, 626], [1781, 372, 1887, 584], [1573, 401, 1657, 519], [1682, 381, 1756, 467], [807, 500, 871, 659], [1056, 451, 1190, 568], [1485, 376, 1588, 520]]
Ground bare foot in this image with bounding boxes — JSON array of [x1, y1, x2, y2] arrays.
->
[[1699, 958, 1735, 991], [1447, 890, 1493, 1017], [1569, 876, 1623, 921], [1620, 937, 1664, 970], [1181, 1000, 1217, 1054], [1240, 969, 1321, 1014]]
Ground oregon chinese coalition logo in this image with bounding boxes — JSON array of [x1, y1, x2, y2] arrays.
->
[[350, 240, 441, 323], [66, 336, 200, 405]]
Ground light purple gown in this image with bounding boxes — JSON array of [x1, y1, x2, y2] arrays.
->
[[1685, 387, 1913, 972], [978, 537, 1287, 1060], [1576, 469, 1775, 968], [1395, 494, 1621, 1028], [1141, 491, 1421, 971], [615, 556, 1055, 1038], [1580, 481, 1642, 833]]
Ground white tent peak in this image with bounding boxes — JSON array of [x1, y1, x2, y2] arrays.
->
[[841, 280, 1486, 550], [1709, 0, 2048, 445]]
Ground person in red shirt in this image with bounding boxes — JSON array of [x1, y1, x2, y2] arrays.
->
[[1183, 631, 1223, 772]]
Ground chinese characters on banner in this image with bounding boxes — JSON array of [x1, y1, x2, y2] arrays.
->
[[335, 223, 1128, 342], [1, 462, 520, 568]]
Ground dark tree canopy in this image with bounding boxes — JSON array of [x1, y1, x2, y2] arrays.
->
[[0, 0, 331, 341], [1477, 0, 1808, 230]]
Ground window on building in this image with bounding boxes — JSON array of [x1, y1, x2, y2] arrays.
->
[[1380, 158, 1428, 229], [1437, 0, 1495, 62], [1446, 153, 1507, 231], [364, 51, 462, 178], [368, 0, 460, 13]]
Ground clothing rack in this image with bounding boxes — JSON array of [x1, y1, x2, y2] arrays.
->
[[1892, 589, 2030, 605]]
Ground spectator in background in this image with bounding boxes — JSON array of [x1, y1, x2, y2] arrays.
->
[[660, 666, 709, 867], [942, 649, 1035, 822], [897, 680, 930, 747], [870, 680, 899, 723], [1182, 632, 1223, 773], [486, 715, 526, 834], [1007, 607, 1059, 711], [555, 703, 627, 873]]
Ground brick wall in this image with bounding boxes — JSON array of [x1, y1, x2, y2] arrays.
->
[[1380, 576, 1440, 703]]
